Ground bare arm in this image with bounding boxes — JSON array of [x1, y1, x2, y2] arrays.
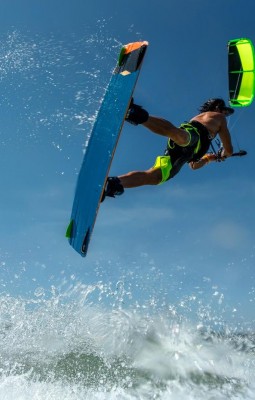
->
[[189, 153, 217, 170], [218, 116, 233, 157]]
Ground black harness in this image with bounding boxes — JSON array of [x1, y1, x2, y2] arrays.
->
[[188, 120, 212, 161], [164, 120, 212, 162], [162, 120, 212, 180]]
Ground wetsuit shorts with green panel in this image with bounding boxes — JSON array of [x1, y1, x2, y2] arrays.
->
[[152, 120, 211, 183]]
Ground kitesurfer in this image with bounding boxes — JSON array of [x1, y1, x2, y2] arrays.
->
[[103, 98, 234, 199]]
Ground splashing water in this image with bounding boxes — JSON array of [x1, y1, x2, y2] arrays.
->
[[0, 279, 254, 400], [0, 29, 121, 148]]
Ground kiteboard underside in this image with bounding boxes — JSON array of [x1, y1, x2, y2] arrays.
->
[[66, 41, 148, 257]]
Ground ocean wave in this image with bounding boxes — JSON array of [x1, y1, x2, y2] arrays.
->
[[0, 291, 254, 399]]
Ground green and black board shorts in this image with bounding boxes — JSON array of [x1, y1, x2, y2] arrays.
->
[[152, 120, 210, 183]]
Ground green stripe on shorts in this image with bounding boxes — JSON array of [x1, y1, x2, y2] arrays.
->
[[152, 156, 172, 184]]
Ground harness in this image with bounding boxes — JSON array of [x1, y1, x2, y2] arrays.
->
[[165, 120, 212, 162], [188, 120, 212, 161]]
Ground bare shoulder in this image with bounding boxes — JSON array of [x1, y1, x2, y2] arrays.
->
[[190, 112, 227, 137]]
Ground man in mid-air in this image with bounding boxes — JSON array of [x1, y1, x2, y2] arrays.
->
[[103, 98, 234, 199]]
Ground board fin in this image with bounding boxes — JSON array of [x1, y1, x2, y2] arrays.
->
[[66, 220, 74, 239], [81, 229, 91, 255]]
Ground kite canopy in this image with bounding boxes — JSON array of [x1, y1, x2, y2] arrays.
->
[[228, 38, 255, 107]]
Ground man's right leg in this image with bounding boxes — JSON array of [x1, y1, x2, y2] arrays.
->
[[125, 100, 190, 146], [143, 116, 190, 146]]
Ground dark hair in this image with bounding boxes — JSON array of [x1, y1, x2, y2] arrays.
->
[[199, 98, 234, 115]]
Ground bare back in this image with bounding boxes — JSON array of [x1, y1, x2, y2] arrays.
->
[[191, 111, 233, 156]]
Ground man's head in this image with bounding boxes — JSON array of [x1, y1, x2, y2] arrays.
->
[[199, 98, 234, 116]]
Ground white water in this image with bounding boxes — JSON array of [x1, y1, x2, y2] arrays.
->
[[0, 284, 254, 400]]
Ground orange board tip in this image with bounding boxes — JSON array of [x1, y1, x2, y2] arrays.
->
[[123, 41, 149, 55]]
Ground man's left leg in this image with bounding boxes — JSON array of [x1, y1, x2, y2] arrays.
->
[[102, 168, 162, 201], [119, 167, 162, 188]]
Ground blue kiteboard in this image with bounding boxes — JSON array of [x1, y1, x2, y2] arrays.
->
[[66, 41, 149, 257]]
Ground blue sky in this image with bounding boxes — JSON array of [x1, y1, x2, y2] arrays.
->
[[0, 0, 255, 327]]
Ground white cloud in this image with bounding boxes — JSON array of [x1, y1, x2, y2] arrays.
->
[[209, 220, 250, 250]]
